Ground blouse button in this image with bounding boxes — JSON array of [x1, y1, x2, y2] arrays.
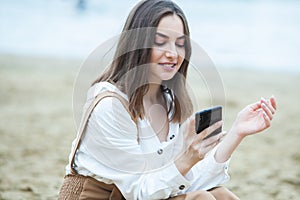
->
[[157, 148, 163, 155], [169, 134, 175, 140], [179, 185, 185, 190]]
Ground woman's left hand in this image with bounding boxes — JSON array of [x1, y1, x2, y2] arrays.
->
[[232, 96, 277, 138], [214, 96, 277, 163]]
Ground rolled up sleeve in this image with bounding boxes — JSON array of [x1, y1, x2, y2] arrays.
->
[[186, 145, 231, 192]]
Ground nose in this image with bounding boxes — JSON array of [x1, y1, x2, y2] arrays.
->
[[165, 43, 178, 59]]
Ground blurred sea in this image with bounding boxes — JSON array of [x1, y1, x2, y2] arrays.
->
[[1, 0, 299, 72]]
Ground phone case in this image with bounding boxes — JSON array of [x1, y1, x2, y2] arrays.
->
[[195, 106, 222, 139]]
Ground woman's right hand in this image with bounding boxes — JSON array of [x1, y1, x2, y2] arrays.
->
[[175, 118, 225, 176]]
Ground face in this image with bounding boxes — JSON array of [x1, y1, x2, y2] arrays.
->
[[149, 14, 186, 83]]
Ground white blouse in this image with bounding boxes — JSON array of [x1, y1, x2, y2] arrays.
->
[[66, 82, 230, 200]]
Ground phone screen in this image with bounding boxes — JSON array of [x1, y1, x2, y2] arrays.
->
[[195, 106, 222, 139]]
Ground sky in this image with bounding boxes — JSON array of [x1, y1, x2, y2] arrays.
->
[[0, 0, 299, 72]]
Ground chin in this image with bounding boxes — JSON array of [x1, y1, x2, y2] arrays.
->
[[160, 73, 176, 81]]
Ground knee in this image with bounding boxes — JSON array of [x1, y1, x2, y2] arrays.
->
[[209, 186, 240, 200], [170, 190, 216, 200], [223, 191, 240, 200], [189, 190, 216, 200], [222, 188, 240, 200]]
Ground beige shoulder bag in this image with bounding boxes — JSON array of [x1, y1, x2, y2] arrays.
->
[[58, 91, 131, 200]]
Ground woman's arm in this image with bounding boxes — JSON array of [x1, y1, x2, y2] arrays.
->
[[215, 96, 277, 163]]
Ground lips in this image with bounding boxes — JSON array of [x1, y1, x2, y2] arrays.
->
[[159, 63, 177, 71]]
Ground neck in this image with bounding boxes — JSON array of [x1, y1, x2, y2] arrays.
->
[[144, 83, 162, 103]]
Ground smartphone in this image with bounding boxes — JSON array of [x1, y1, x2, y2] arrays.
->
[[195, 106, 222, 139]]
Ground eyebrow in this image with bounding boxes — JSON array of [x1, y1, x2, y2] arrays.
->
[[155, 32, 185, 40]]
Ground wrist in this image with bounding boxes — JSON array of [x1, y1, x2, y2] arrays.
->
[[175, 157, 190, 176], [229, 124, 246, 141], [175, 151, 198, 176]]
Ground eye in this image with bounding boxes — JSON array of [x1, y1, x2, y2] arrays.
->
[[154, 33, 167, 46], [175, 43, 185, 48], [154, 41, 166, 46], [175, 38, 186, 48]]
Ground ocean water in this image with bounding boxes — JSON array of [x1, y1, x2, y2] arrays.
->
[[1, 0, 299, 72]]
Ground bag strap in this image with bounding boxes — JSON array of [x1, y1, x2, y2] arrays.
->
[[70, 91, 133, 174]]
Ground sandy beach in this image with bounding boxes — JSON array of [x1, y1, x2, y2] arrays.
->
[[0, 54, 299, 200]]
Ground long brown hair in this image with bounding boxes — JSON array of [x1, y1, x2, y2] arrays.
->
[[93, 0, 193, 123]]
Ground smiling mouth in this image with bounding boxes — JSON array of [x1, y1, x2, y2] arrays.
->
[[159, 63, 176, 71]]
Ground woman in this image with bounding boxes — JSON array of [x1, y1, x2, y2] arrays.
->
[[59, 0, 277, 199]]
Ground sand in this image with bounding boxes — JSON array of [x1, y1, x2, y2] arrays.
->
[[0, 54, 299, 199]]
